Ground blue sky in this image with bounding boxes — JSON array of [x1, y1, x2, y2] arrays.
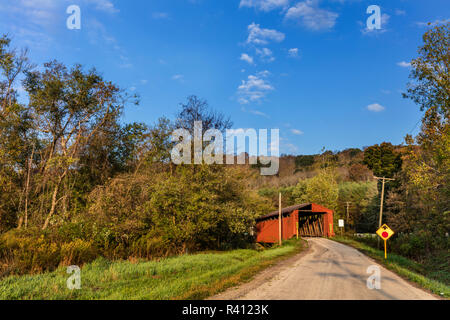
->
[[0, 0, 448, 154]]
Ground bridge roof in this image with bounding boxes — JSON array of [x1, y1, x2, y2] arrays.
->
[[256, 203, 332, 221]]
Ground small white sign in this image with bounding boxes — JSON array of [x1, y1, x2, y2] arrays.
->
[[338, 219, 344, 228]]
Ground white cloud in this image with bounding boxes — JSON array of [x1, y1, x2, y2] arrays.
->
[[243, 108, 270, 118], [90, 0, 119, 14], [238, 73, 274, 104], [416, 19, 450, 27], [1, 0, 59, 28], [86, 18, 133, 68], [257, 70, 271, 77], [283, 142, 299, 153], [288, 48, 299, 57], [0, 0, 122, 66], [118, 54, 132, 68], [328, 0, 361, 3], [256, 47, 275, 62], [285, 0, 338, 31], [152, 12, 169, 19], [247, 23, 285, 45], [87, 18, 114, 44], [172, 74, 184, 82], [397, 61, 411, 68], [1, 0, 118, 31], [6, 25, 53, 49], [239, 0, 290, 12], [240, 53, 254, 64], [395, 9, 406, 16], [381, 13, 390, 26], [291, 129, 304, 135], [367, 103, 385, 112], [250, 109, 269, 118]]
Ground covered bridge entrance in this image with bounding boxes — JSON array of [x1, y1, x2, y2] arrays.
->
[[255, 203, 335, 243]]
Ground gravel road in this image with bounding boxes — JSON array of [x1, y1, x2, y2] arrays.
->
[[211, 238, 437, 300]]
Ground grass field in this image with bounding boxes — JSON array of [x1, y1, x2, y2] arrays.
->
[[332, 236, 449, 299], [0, 239, 305, 300]]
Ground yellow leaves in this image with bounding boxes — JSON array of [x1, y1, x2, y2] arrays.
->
[[0, 231, 97, 275], [293, 168, 339, 212], [60, 239, 95, 266], [47, 155, 79, 169], [407, 162, 435, 188]]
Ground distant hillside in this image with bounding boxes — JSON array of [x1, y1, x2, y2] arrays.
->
[[247, 148, 376, 190]]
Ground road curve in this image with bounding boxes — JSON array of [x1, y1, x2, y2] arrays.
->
[[212, 238, 437, 300]]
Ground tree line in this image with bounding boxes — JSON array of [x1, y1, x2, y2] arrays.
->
[[0, 23, 448, 276], [0, 35, 270, 275]]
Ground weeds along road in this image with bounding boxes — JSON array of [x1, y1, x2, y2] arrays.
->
[[211, 238, 437, 300]]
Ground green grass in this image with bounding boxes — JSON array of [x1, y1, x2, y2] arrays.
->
[[0, 239, 305, 300], [332, 236, 449, 299]]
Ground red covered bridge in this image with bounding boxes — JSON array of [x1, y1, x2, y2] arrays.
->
[[255, 203, 335, 243]]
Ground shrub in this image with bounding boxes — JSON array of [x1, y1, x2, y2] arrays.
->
[[0, 231, 97, 276]]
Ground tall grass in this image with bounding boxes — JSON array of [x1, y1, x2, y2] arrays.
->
[[0, 239, 305, 300]]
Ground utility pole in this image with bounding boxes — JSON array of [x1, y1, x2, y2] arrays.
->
[[374, 176, 395, 248], [345, 202, 350, 221], [345, 201, 351, 232], [278, 192, 282, 246]]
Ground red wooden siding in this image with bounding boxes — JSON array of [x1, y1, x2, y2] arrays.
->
[[256, 203, 334, 243]]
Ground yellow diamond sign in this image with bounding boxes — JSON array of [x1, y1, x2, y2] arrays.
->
[[376, 224, 395, 241]]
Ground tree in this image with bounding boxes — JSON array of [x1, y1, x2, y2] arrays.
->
[[294, 155, 315, 172], [0, 35, 35, 230], [404, 23, 449, 126], [144, 117, 174, 164], [363, 142, 402, 178], [338, 181, 378, 229], [175, 95, 232, 134], [348, 163, 372, 181], [293, 169, 339, 212], [23, 61, 138, 229], [388, 23, 450, 250], [402, 22, 449, 212]]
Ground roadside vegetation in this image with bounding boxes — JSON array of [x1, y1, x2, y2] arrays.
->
[[333, 236, 449, 298], [257, 23, 449, 282], [0, 22, 448, 298], [0, 239, 305, 300]]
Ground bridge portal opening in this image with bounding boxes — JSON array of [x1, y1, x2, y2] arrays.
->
[[255, 203, 335, 243]]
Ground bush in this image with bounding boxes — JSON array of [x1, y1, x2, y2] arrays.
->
[[294, 155, 316, 172], [60, 239, 97, 266], [0, 230, 97, 276], [130, 234, 172, 259]]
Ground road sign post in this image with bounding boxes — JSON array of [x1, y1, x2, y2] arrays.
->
[[384, 240, 387, 259], [376, 224, 394, 259], [338, 219, 344, 236]]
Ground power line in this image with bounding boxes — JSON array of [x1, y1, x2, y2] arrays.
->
[[408, 118, 422, 134]]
